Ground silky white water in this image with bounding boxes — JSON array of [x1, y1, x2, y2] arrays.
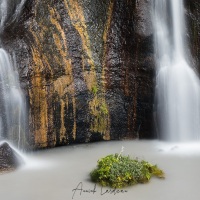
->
[[0, 141, 200, 200], [0, 0, 27, 148], [154, 0, 200, 141], [0, 50, 26, 148]]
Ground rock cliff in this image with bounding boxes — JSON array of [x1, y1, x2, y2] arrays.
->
[[0, 0, 170, 149]]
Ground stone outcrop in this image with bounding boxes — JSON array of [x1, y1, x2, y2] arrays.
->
[[2, 0, 157, 149], [3, 0, 200, 149], [0, 142, 24, 173]]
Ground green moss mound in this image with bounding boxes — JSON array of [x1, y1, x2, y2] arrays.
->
[[90, 154, 165, 188]]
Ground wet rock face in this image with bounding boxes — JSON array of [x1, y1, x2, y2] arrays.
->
[[104, 0, 155, 139], [185, 0, 200, 74], [3, 0, 155, 149], [0, 142, 24, 172]]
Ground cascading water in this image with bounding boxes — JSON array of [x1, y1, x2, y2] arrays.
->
[[0, 0, 27, 149], [154, 0, 200, 141]]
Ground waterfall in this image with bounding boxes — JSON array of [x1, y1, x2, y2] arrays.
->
[[154, 0, 200, 141], [0, 0, 27, 149]]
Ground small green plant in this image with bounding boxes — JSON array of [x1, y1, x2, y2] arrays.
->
[[100, 102, 108, 115], [91, 85, 98, 95], [90, 151, 164, 188]]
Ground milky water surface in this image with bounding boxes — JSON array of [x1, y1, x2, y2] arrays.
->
[[0, 140, 199, 200]]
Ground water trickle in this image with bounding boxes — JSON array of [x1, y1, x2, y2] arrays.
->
[[154, 0, 200, 141], [0, 0, 27, 149], [0, 0, 26, 32]]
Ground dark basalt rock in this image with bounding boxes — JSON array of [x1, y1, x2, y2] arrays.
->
[[0, 142, 24, 173]]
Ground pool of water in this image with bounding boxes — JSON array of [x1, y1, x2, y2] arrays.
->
[[0, 140, 200, 200]]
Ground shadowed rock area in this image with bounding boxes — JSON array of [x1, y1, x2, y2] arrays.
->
[[0, 142, 24, 173], [185, 0, 200, 74]]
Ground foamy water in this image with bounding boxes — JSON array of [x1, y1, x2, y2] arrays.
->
[[0, 141, 200, 200]]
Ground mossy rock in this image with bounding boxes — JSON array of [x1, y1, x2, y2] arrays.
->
[[90, 154, 165, 188]]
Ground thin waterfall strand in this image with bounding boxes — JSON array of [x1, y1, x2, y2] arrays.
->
[[0, 0, 27, 149], [0, 49, 26, 148]]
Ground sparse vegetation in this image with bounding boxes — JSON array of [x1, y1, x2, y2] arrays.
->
[[91, 85, 98, 95], [100, 102, 108, 115], [90, 153, 164, 188]]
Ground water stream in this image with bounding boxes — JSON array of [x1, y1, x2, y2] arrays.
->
[[0, 0, 26, 149], [154, 0, 200, 141]]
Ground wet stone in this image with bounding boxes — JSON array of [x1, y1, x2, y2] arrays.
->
[[0, 142, 24, 173]]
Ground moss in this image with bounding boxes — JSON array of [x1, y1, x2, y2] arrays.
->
[[89, 96, 110, 139], [100, 102, 108, 115], [90, 154, 165, 188], [91, 85, 99, 95]]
